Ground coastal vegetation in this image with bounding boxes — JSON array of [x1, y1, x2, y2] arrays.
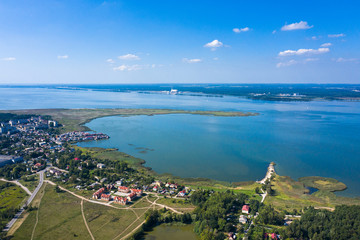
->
[[299, 176, 347, 192], [0, 108, 259, 133], [1, 110, 360, 240], [264, 175, 360, 211]]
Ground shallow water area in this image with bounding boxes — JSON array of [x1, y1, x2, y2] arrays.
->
[[1, 86, 360, 196]]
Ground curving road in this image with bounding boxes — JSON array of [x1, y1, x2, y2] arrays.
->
[[2, 171, 44, 232]]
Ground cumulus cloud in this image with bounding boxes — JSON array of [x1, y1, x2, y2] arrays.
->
[[204, 40, 223, 51], [106, 59, 115, 64], [57, 55, 68, 59], [321, 43, 332, 47], [113, 64, 142, 71], [277, 58, 319, 68], [276, 60, 297, 68], [1, 57, 16, 61], [335, 57, 358, 63], [304, 58, 319, 62], [278, 48, 330, 57], [118, 54, 140, 60], [183, 58, 202, 63], [233, 27, 250, 33], [311, 36, 318, 40], [281, 21, 313, 31], [328, 33, 345, 38]]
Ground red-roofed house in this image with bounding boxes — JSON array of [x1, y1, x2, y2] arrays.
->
[[34, 162, 43, 168], [130, 189, 143, 197], [242, 205, 250, 214], [92, 188, 105, 199], [118, 186, 130, 193], [178, 190, 186, 197], [114, 196, 128, 205], [127, 192, 136, 201], [264, 233, 278, 240], [101, 194, 111, 201]]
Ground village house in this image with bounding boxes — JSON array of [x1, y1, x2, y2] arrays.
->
[[101, 194, 111, 201], [153, 180, 162, 187], [264, 233, 279, 240], [127, 192, 136, 201], [97, 163, 106, 169], [92, 187, 105, 199], [227, 232, 236, 240], [130, 189, 143, 197], [33, 162, 43, 168], [239, 215, 247, 224], [118, 186, 130, 193], [242, 205, 250, 214], [114, 196, 129, 205], [178, 190, 186, 197]]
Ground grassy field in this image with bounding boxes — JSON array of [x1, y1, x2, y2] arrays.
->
[[13, 184, 91, 240], [298, 176, 347, 192], [156, 198, 196, 213], [0, 108, 258, 133], [9, 183, 46, 238], [12, 183, 158, 240], [0, 181, 27, 211], [83, 200, 140, 240], [0, 181, 28, 232], [74, 146, 146, 167], [265, 175, 360, 211], [19, 174, 39, 193]]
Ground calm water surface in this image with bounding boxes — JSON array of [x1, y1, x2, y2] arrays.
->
[[1, 87, 360, 196]]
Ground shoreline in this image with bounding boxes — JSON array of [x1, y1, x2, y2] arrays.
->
[[1, 108, 359, 202], [0, 108, 259, 133]]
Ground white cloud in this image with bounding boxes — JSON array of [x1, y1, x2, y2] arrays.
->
[[57, 55, 68, 59], [335, 57, 358, 63], [106, 58, 115, 63], [183, 58, 202, 63], [304, 58, 319, 62], [278, 48, 330, 57], [113, 64, 142, 71], [1, 57, 16, 61], [118, 54, 140, 60], [276, 60, 297, 68], [281, 21, 313, 31], [233, 27, 250, 33], [328, 33, 345, 38], [311, 36, 318, 40], [213, 57, 219, 61], [321, 43, 332, 47], [277, 58, 319, 68], [204, 40, 223, 51]]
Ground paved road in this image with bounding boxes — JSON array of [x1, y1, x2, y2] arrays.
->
[[3, 171, 44, 232]]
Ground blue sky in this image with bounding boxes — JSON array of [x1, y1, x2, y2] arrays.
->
[[0, 0, 359, 84]]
